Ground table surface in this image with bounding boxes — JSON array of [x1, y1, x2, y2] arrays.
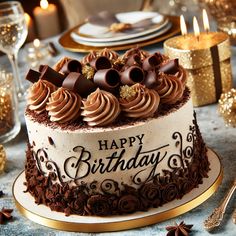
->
[[0, 35, 236, 236]]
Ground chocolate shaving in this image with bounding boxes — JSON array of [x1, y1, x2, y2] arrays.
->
[[0, 208, 13, 224]]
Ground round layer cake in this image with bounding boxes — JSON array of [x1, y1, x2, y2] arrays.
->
[[24, 48, 210, 216]]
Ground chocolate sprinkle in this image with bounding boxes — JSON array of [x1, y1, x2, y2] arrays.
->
[[48, 137, 54, 146]]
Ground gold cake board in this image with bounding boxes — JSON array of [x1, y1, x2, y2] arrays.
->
[[13, 148, 223, 232]]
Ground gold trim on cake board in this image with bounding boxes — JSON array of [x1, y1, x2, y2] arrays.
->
[[13, 148, 223, 232]]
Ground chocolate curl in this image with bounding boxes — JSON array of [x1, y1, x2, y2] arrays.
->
[[25, 69, 41, 83], [126, 54, 141, 66], [142, 53, 162, 71], [94, 68, 120, 90], [159, 59, 179, 75], [39, 65, 46, 72], [143, 70, 158, 89], [120, 66, 144, 85], [90, 56, 112, 71], [62, 72, 97, 97], [40, 65, 66, 87], [59, 59, 82, 75]]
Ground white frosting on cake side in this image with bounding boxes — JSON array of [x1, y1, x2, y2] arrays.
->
[[25, 98, 195, 191]]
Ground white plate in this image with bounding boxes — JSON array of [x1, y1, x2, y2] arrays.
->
[[71, 22, 172, 47], [72, 11, 168, 43]]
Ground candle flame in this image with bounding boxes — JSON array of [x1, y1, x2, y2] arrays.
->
[[33, 39, 41, 48], [193, 16, 200, 40], [203, 9, 210, 32], [40, 0, 49, 9], [24, 13, 30, 25], [180, 15, 187, 36]]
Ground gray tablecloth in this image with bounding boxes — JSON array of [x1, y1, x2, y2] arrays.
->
[[0, 36, 236, 236]]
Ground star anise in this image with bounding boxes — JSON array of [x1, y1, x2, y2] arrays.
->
[[0, 208, 13, 224], [166, 221, 193, 236]]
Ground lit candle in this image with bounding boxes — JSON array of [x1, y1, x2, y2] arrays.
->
[[202, 9, 210, 33], [27, 39, 51, 68], [164, 11, 232, 107], [24, 13, 36, 42], [180, 15, 187, 37], [193, 16, 200, 41], [33, 0, 60, 39]]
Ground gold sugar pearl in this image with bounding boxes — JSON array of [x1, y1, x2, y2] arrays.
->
[[218, 88, 236, 127]]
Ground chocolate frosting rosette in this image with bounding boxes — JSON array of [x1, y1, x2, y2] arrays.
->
[[46, 87, 82, 123], [27, 79, 56, 114], [119, 83, 160, 118], [81, 51, 97, 65], [98, 48, 119, 61], [81, 88, 120, 126], [155, 74, 184, 104]]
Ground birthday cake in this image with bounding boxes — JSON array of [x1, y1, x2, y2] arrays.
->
[[24, 48, 210, 216]]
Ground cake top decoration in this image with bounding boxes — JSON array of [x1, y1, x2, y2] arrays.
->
[[25, 47, 187, 127]]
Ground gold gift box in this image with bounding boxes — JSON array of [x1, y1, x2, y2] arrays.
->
[[164, 32, 232, 107]]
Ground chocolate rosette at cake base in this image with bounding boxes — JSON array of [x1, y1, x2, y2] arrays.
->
[[139, 182, 161, 207], [86, 194, 111, 216], [117, 194, 141, 214]]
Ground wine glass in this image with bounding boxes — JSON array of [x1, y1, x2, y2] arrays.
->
[[0, 1, 28, 102]]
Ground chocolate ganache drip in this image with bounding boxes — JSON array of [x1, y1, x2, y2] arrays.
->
[[82, 88, 120, 126], [119, 83, 160, 118], [46, 87, 82, 123], [27, 79, 56, 114]]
